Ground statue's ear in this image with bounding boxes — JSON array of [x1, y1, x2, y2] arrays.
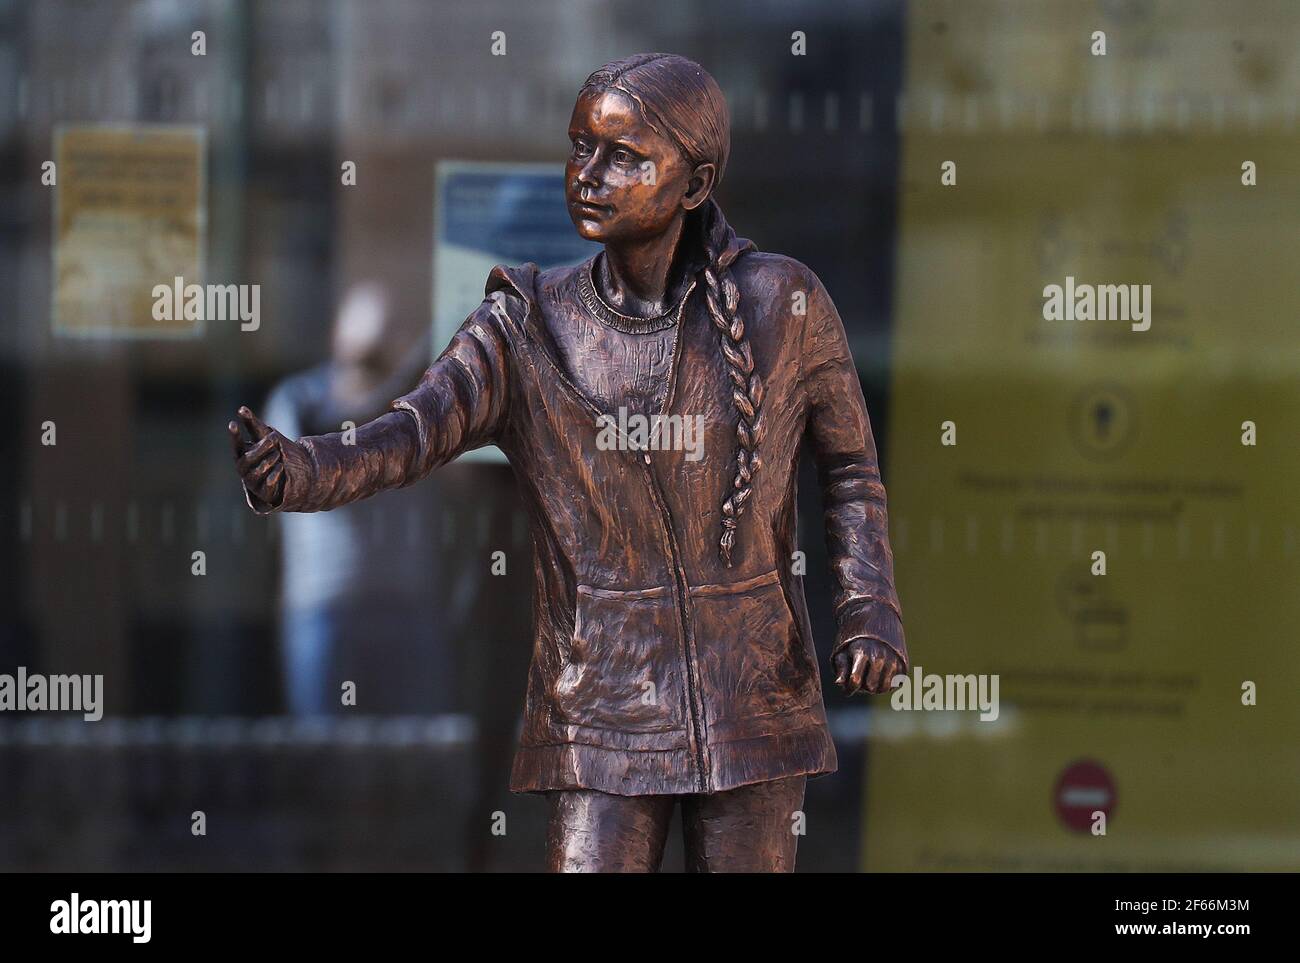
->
[[681, 162, 716, 212]]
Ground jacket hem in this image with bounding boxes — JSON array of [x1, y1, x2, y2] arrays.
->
[[509, 722, 837, 797]]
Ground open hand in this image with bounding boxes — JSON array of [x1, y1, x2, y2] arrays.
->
[[833, 638, 903, 696]]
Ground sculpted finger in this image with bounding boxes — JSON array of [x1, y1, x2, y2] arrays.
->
[[263, 464, 285, 502], [850, 648, 870, 689], [881, 653, 902, 690], [832, 650, 853, 690], [839, 650, 864, 695], [865, 652, 888, 693], [238, 406, 273, 441], [228, 421, 246, 459], [236, 433, 278, 473], [251, 467, 279, 503], [245, 449, 281, 485]]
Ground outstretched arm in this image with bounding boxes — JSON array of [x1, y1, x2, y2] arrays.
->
[[801, 271, 908, 696], [230, 294, 516, 514]]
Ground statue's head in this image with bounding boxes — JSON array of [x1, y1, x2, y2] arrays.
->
[[566, 53, 729, 246]]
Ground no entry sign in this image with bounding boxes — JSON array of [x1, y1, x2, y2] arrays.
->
[[1054, 760, 1116, 832]]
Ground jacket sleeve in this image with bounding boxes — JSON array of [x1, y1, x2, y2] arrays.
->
[[249, 293, 516, 515], [801, 270, 908, 669]]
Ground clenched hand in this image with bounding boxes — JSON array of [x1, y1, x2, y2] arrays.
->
[[833, 637, 903, 696]]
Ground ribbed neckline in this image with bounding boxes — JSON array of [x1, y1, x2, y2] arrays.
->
[[577, 255, 696, 335]]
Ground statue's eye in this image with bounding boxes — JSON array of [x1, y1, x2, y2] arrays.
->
[[571, 138, 593, 157], [611, 148, 636, 166]]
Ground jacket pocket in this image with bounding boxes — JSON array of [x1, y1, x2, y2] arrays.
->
[[552, 584, 688, 733], [690, 569, 820, 724]]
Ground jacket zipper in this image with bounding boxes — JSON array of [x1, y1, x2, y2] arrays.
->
[[632, 280, 709, 792], [640, 448, 710, 793]]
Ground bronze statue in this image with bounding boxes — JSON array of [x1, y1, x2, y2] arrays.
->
[[230, 53, 907, 872]]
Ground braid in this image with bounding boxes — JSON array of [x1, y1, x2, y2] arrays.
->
[[699, 206, 762, 567]]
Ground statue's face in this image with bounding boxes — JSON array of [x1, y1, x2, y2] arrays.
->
[[566, 88, 700, 244]]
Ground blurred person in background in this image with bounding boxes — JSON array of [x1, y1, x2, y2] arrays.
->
[[263, 282, 454, 715]]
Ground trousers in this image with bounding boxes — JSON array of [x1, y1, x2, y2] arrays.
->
[[545, 775, 806, 873]]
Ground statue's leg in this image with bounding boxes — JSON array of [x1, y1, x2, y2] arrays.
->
[[545, 789, 675, 872], [680, 776, 807, 873]]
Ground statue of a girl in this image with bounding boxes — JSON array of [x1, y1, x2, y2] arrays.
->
[[230, 53, 907, 872]]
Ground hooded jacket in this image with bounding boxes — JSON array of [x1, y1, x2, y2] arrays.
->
[[245, 228, 907, 797]]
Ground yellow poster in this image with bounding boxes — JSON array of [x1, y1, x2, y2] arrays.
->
[[867, 0, 1300, 870], [53, 125, 205, 337]]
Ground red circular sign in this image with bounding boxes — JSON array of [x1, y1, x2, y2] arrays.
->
[[1053, 759, 1116, 832]]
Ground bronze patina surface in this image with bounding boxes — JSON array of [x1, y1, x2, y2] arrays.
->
[[231, 53, 907, 871]]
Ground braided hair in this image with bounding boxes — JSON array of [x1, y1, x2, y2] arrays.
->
[[580, 54, 760, 567]]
